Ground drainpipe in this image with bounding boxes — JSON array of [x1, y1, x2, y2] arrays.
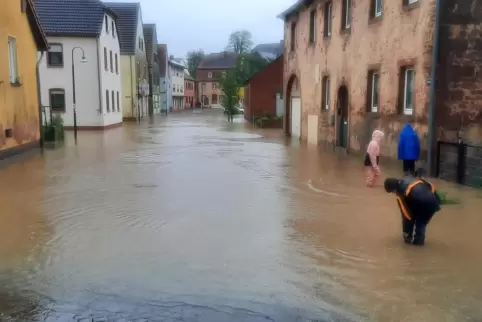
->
[[130, 56, 134, 118], [96, 38, 103, 115], [427, 0, 442, 176], [36, 51, 45, 148]]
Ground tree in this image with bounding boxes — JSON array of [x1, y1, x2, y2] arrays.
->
[[226, 30, 253, 54], [186, 50, 205, 101], [235, 52, 269, 85], [219, 70, 239, 123]]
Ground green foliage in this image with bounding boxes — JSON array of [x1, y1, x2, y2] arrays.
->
[[226, 30, 253, 54], [235, 52, 269, 85], [43, 115, 64, 142], [436, 191, 461, 205], [219, 71, 239, 121], [253, 114, 283, 127]]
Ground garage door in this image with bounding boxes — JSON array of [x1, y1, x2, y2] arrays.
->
[[290, 97, 301, 139]]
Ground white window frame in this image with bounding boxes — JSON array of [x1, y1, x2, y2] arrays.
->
[[345, 0, 351, 29], [403, 68, 415, 115], [208, 72, 212, 78], [371, 72, 379, 112], [408, 0, 418, 3], [375, 0, 382, 17], [8, 36, 19, 83], [324, 77, 330, 110], [326, 3, 332, 36]]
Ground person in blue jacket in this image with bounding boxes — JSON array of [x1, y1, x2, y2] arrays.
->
[[398, 123, 420, 175]]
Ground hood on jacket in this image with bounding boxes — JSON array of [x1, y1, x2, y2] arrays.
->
[[400, 123, 416, 136], [372, 130, 385, 142]]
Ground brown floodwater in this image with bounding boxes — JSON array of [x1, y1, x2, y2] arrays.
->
[[0, 109, 481, 321]]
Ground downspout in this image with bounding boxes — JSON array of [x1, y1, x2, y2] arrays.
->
[[130, 55, 134, 118], [96, 38, 103, 116], [36, 51, 45, 148], [427, 0, 442, 176]]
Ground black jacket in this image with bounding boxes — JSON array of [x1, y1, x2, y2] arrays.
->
[[396, 176, 441, 214]]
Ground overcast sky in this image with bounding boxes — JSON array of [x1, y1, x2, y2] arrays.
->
[[110, 0, 295, 59]]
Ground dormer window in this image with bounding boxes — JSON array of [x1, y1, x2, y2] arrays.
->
[[105, 16, 109, 33]]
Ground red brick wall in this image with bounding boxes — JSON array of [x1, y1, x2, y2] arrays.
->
[[244, 56, 283, 121]]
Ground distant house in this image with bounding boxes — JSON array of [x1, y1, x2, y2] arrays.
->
[[168, 57, 184, 110], [252, 42, 283, 60], [0, 0, 48, 159], [35, 0, 122, 129], [105, 2, 148, 121], [196, 52, 237, 108], [157, 44, 171, 113], [244, 55, 283, 121], [143, 24, 160, 115], [184, 73, 195, 108]]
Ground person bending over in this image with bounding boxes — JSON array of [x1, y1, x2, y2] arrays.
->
[[384, 171, 441, 246]]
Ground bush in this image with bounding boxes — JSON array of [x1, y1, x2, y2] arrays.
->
[[436, 191, 461, 205], [44, 115, 65, 142]]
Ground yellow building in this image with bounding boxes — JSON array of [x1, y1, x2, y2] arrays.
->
[[0, 0, 48, 159]]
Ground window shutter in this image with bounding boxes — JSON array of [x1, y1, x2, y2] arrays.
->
[[21, 0, 27, 12]]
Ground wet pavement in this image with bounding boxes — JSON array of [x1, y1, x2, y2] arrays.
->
[[1, 109, 482, 321]]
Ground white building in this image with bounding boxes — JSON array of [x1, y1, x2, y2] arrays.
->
[[168, 57, 185, 110], [35, 0, 122, 129]]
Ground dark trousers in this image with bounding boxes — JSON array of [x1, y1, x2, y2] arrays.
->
[[402, 160, 416, 174], [397, 197, 435, 245]]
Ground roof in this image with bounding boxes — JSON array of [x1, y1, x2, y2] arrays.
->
[[34, 0, 117, 37], [184, 72, 194, 81], [244, 55, 283, 85], [105, 2, 140, 55], [197, 52, 238, 70], [26, 0, 48, 50], [277, 0, 307, 20], [252, 43, 283, 59], [143, 23, 157, 67], [168, 59, 184, 69]]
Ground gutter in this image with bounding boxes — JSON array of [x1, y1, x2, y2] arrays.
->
[[96, 38, 103, 114], [36, 51, 45, 148], [427, 0, 442, 176]]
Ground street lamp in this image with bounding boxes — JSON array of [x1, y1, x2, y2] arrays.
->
[[71, 46, 87, 144]]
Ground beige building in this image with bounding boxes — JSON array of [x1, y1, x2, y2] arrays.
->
[[279, 0, 482, 163], [106, 2, 148, 121]]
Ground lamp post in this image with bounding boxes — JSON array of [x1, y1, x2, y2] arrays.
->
[[201, 82, 206, 110], [71, 47, 87, 144]]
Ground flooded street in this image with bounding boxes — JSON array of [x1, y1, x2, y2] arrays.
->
[[1, 110, 482, 321]]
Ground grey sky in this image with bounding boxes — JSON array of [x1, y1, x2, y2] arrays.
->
[[110, 0, 295, 59]]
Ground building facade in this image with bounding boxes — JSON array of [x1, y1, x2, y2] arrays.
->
[[196, 52, 237, 108], [36, 0, 122, 129], [0, 0, 48, 158], [279, 0, 482, 160], [244, 55, 283, 120], [106, 2, 148, 121], [143, 24, 160, 116], [157, 44, 171, 113], [184, 73, 195, 108], [169, 58, 185, 110]]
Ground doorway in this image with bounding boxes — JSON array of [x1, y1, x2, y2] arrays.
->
[[337, 85, 349, 148]]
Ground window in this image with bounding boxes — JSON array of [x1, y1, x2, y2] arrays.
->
[[117, 91, 120, 111], [47, 43, 63, 67], [322, 76, 330, 110], [112, 21, 115, 37], [106, 90, 110, 112], [309, 10, 316, 43], [212, 82, 217, 90], [104, 47, 108, 70], [109, 50, 113, 72], [49, 89, 66, 111], [407, 0, 418, 3], [324, 2, 332, 37], [370, 71, 380, 112], [208, 72, 212, 78], [115, 54, 118, 73], [136, 61, 140, 78], [112, 91, 115, 112], [8, 37, 18, 84], [105, 16, 109, 33], [342, 0, 351, 30], [290, 22, 296, 51], [371, 0, 382, 17], [402, 67, 415, 115]]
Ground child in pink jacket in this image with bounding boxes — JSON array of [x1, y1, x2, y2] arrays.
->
[[364, 130, 384, 187]]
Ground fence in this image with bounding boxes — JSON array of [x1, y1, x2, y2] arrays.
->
[[436, 141, 482, 188]]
